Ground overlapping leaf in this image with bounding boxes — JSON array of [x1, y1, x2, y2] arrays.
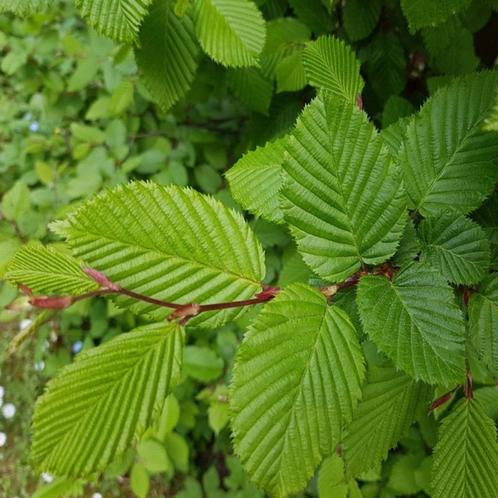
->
[[468, 274, 498, 373], [0, 0, 52, 14], [343, 0, 382, 42], [135, 0, 199, 111], [54, 182, 265, 328], [282, 94, 406, 282], [75, 0, 152, 42], [227, 67, 273, 115], [418, 213, 490, 284], [401, 0, 469, 31], [432, 399, 498, 498], [302, 36, 364, 102], [231, 284, 365, 498], [194, 0, 266, 67], [357, 263, 466, 384], [399, 71, 498, 216], [5, 242, 99, 295], [343, 356, 431, 476], [226, 137, 287, 223], [32, 322, 184, 476]]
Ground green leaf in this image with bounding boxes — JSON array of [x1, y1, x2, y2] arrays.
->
[[468, 273, 498, 373], [75, 0, 153, 42], [31, 322, 184, 476], [183, 346, 223, 382], [343, 0, 382, 42], [231, 284, 365, 498], [55, 182, 265, 328], [418, 213, 490, 284], [5, 242, 99, 295], [1, 181, 30, 221], [275, 50, 307, 93], [32, 478, 85, 498], [392, 218, 420, 267], [226, 137, 287, 224], [0, 0, 52, 15], [282, 94, 406, 283], [136, 0, 199, 112], [317, 455, 348, 498], [70, 123, 105, 144], [343, 357, 431, 476], [399, 71, 498, 216], [432, 399, 498, 498], [165, 432, 189, 471], [401, 0, 470, 31], [137, 439, 171, 473], [109, 79, 134, 115], [130, 461, 150, 498], [357, 263, 466, 384], [302, 36, 364, 102], [227, 67, 273, 115], [194, 0, 266, 67]]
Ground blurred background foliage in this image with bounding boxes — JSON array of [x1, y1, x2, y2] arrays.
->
[[0, 0, 497, 497]]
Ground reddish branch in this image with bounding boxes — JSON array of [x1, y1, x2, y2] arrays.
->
[[21, 264, 397, 324]]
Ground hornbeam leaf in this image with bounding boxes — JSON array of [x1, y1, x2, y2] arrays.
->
[[32, 322, 184, 477], [55, 182, 265, 328], [75, 0, 153, 42], [401, 0, 469, 31], [418, 213, 490, 285], [343, 355, 432, 477], [135, 0, 199, 112], [194, 0, 266, 68], [399, 71, 498, 216], [468, 273, 498, 373], [5, 242, 99, 295], [226, 137, 287, 224], [302, 36, 364, 102], [0, 0, 52, 15], [432, 399, 498, 498], [282, 94, 406, 283], [357, 263, 466, 384], [231, 284, 365, 498]]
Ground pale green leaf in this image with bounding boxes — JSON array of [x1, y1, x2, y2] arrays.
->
[[75, 0, 153, 42], [55, 182, 265, 328], [137, 439, 171, 473], [32, 478, 85, 498], [231, 284, 365, 498], [275, 50, 307, 93], [432, 399, 498, 498], [226, 137, 287, 224], [418, 213, 490, 284], [343, 357, 431, 476], [282, 94, 406, 282], [32, 322, 184, 476], [194, 0, 266, 67], [399, 71, 498, 216], [5, 242, 99, 296], [130, 461, 150, 498], [1, 181, 30, 221], [357, 263, 466, 384], [136, 0, 199, 112], [317, 455, 348, 498], [302, 36, 364, 102], [468, 273, 498, 373], [0, 0, 52, 15]]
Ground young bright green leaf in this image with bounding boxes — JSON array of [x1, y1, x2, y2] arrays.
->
[[282, 94, 406, 283], [135, 0, 199, 112], [343, 358, 431, 477], [1, 181, 30, 221], [399, 71, 498, 216], [231, 284, 365, 498], [75, 0, 153, 42], [418, 213, 490, 284], [226, 137, 287, 224], [468, 273, 498, 373], [5, 242, 99, 295], [137, 439, 171, 473], [55, 182, 265, 328], [302, 36, 364, 102], [432, 399, 498, 498], [357, 263, 466, 384], [401, 0, 469, 31], [32, 322, 184, 477], [130, 461, 150, 498], [275, 50, 307, 93], [32, 478, 85, 498], [194, 0, 266, 67], [317, 455, 348, 498]]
